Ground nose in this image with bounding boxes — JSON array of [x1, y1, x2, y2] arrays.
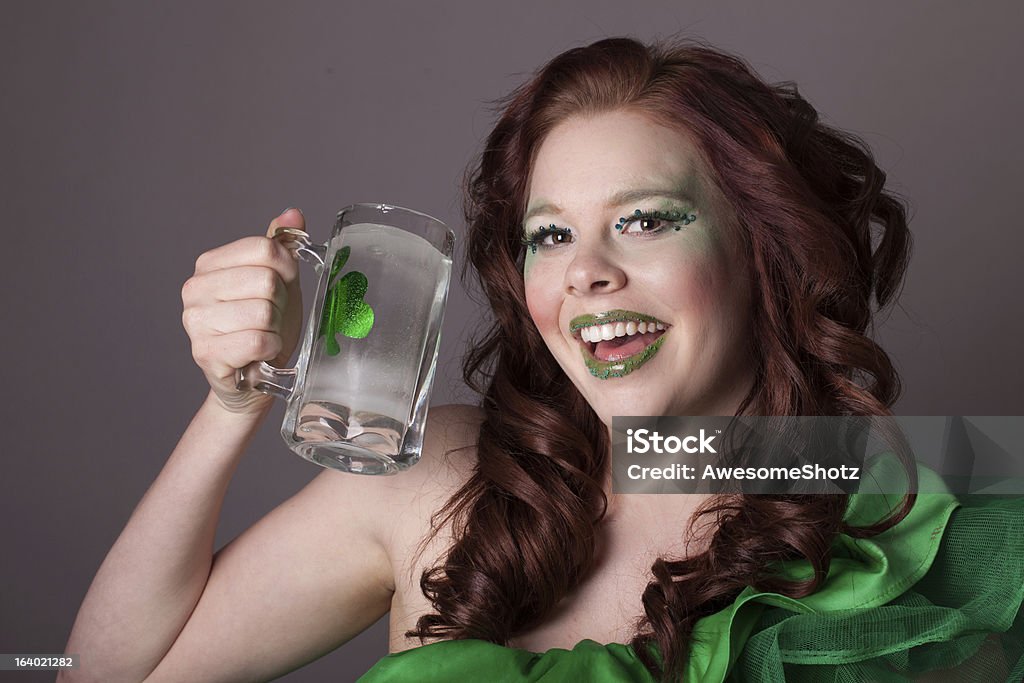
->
[[563, 242, 627, 296]]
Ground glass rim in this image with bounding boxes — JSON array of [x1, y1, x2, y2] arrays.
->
[[336, 202, 449, 230]]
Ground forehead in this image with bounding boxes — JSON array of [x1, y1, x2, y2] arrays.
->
[[527, 109, 705, 213]]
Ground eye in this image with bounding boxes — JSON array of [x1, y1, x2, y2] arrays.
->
[[615, 209, 696, 235], [522, 224, 574, 254], [623, 216, 665, 234]]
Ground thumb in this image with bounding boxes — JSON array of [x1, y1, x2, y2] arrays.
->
[[266, 207, 306, 237]]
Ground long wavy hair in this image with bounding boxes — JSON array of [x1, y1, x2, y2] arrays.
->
[[407, 37, 915, 682]]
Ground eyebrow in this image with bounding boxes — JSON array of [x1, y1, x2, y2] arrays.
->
[[522, 188, 697, 225]]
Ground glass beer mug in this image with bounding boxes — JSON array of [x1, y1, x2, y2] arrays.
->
[[238, 204, 454, 475]]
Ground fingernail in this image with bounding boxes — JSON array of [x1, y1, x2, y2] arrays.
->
[[280, 207, 304, 217]]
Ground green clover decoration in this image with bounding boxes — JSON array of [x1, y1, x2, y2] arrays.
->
[[317, 246, 375, 356]]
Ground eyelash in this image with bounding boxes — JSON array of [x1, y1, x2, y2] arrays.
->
[[615, 209, 696, 234], [521, 209, 697, 254], [521, 224, 573, 254]]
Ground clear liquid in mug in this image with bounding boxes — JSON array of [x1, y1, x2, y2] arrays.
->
[[282, 223, 451, 474]]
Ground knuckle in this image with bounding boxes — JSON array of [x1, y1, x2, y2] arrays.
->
[[191, 338, 209, 364], [256, 267, 279, 297], [192, 305, 211, 331], [265, 239, 296, 273], [248, 330, 269, 354], [248, 330, 282, 359], [194, 252, 209, 274], [261, 331, 283, 357], [253, 236, 277, 264], [276, 248, 298, 278], [182, 273, 206, 301], [256, 300, 277, 328]]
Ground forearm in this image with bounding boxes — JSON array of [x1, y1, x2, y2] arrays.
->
[[61, 391, 272, 682]]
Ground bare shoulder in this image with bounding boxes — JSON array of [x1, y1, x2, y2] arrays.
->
[[301, 403, 483, 578], [379, 404, 485, 645], [376, 403, 484, 518], [413, 403, 484, 481]]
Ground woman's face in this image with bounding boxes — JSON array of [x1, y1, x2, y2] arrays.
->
[[523, 109, 756, 427]]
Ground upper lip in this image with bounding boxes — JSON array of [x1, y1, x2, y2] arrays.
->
[[568, 309, 669, 337]]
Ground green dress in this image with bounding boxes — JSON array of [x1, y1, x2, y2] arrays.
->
[[359, 469, 1024, 682]]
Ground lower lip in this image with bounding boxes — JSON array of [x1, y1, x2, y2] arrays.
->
[[580, 333, 667, 380]]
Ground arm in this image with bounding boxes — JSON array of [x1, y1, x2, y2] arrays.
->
[[144, 427, 395, 682], [60, 393, 253, 681], [61, 392, 395, 682], [61, 209, 394, 681]]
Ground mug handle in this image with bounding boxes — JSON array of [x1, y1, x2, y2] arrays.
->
[[235, 227, 327, 400]]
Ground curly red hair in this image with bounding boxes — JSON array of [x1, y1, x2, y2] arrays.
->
[[408, 37, 915, 682]]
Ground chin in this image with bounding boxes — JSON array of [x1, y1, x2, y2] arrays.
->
[[586, 392, 677, 426]]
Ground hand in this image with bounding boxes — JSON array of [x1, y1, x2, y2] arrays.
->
[[181, 209, 306, 415]]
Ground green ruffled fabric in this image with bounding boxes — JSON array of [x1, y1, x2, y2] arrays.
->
[[359, 470, 1024, 682]]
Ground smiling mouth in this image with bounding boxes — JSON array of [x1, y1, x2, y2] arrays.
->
[[569, 310, 669, 380]]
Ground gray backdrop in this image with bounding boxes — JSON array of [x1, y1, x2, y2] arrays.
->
[[2, 1, 1022, 681]]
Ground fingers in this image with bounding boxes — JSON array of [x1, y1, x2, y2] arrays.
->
[[181, 266, 288, 311], [182, 209, 308, 400], [267, 207, 306, 237], [193, 207, 307, 282], [182, 298, 282, 337], [190, 329, 284, 384], [193, 235, 300, 284]]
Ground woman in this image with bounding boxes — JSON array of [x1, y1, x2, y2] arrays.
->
[[63, 38, 1024, 682]]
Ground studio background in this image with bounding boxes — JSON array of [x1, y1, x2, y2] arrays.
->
[[2, 1, 1021, 681]]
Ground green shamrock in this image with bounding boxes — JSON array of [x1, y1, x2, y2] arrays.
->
[[317, 246, 374, 356]]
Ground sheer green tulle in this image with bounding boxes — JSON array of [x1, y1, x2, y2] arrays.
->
[[358, 477, 1024, 682], [728, 496, 1024, 682]]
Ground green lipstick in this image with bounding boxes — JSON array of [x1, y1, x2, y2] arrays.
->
[[571, 310, 669, 380]]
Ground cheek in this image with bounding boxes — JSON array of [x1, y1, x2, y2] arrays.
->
[[689, 262, 722, 312], [688, 252, 751, 340], [653, 253, 716, 315], [524, 277, 561, 337], [659, 248, 742, 342]]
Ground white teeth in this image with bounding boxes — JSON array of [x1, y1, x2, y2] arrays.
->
[[577, 318, 667, 344]]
